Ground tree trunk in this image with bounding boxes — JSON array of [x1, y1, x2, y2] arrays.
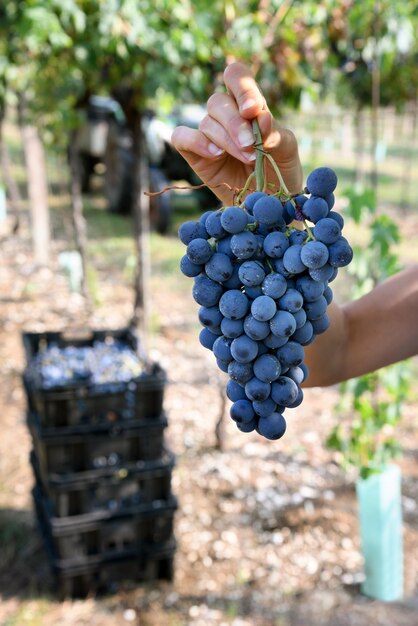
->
[[68, 131, 90, 302], [370, 0, 381, 197], [18, 95, 50, 266], [129, 108, 151, 356], [0, 104, 22, 233]]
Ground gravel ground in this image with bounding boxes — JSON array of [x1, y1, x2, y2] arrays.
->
[[1, 230, 418, 626]]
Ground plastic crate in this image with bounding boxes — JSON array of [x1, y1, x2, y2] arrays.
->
[[33, 484, 177, 566], [22, 329, 166, 428], [28, 412, 168, 477], [31, 448, 175, 518], [53, 542, 176, 598]]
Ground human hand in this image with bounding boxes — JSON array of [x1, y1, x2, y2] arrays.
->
[[171, 62, 303, 206]]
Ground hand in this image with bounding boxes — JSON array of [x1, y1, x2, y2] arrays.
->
[[171, 62, 304, 206]]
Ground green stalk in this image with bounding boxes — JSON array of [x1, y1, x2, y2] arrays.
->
[[252, 119, 265, 192]]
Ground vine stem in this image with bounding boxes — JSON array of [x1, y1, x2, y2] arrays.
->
[[237, 171, 255, 205], [252, 119, 265, 192]]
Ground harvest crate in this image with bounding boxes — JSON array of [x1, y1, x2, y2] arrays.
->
[[22, 329, 166, 428], [33, 484, 177, 565], [28, 412, 168, 477], [31, 448, 175, 518]]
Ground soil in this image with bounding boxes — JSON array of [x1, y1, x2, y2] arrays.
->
[[1, 226, 418, 626]]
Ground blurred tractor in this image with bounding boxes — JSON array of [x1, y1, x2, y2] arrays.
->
[[74, 97, 219, 234]]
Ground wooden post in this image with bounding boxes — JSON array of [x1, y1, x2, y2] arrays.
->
[[18, 95, 50, 266]]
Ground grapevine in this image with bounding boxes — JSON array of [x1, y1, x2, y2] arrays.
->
[[178, 121, 353, 440]]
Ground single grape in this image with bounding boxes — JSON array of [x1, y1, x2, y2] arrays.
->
[[304, 295, 328, 321], [295, 275, 324, 302], [205, 209, 227, 239], [238, 260, 266, 287], [220, 206, 249, 234], [253, 353, 281, 383], [198, 305, 223, 331], [230, 335, 259, 363], [313, 217, 341, 244], [253, 397, 277, 418], [306, 167, 338, 197], [199, 328, 218, 350], [311, 313, 331, 334], [205, 253, 234, 283], [257, 413, 287, 440], [186, 238, 213, 265], [276, 341, 304, 369], [192, 275, 224, 307], [245, 377, 271, 402], [270, 310, 297, 338], [263, 231, 289, 258], [291, 321, 314, 345], [300, 241, 329, 270], [230, 231, 258, 259], [213, 335, 233, 362], [262, 272, 287, 299], [230, 399, 256, 424], [327, 237, 353, 268], [271, 376, 299, 406], [243, 315, 270, 341], [283, 245, 307, 274], [228, 360, 254, 385], [178, 220, 208, 245], [244, 191, 266, 214], [221, 317, 245, 339], [180, 255, 203, 278], [253, 195, 285, 226], [251, 295, 277, 322], [226, 379, 247, 401], [219, 289, 249, 320], [277, 288, 304, 313], [302, 196, 329, 224]]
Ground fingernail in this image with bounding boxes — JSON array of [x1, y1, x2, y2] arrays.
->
[[208, 143, 224, 156], [241, 98, 257, 112], [238, 126, 254, 148]]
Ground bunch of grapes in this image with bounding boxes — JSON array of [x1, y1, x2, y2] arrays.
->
[[178, 164, 353, 440]]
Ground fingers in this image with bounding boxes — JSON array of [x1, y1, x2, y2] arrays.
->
[[171, 125, 225, 162], [223, 62, 267, 118]]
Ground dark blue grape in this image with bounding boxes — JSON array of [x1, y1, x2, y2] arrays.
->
[[253, 195, 285, 226], [263, 333, 289, 349], [230, 231, 258, 259], [289, 229, 308, 246], [328, 237, 353, 268], [245, 377, 271, 402], [302, 196, 329, 223], [221, 206, 249, 233], [243, 315, 270, 341], [244, 285, 264, 299], [304, 296, 328, 321], [178, 220, 208, 244], [313, 217, 341, 244], [323, 285, 333, 305], [306, 167, 338, 197], [199, 328, 218, 350], [276, 341, 304, 368], [263, 231, 289, 258], [251, 295, 276, 322], [213, 335, 233, 362], [271, 376, 299, 406], [228, 360, 254, 385], [270, 310, 297, 338], [226, 379, 247, 401], [253, 353, 281, 383], [311, 313, 331, 334], [262, 272, 287, 299], [287, 366, 305, 385], [216, 358, 230, 373], [206, 209, 227, 238], [295, 275, 324, 302], [230, 399, 256, 424], [236, 417, 258, 432], [253, 397, 277, 418], [222, 264, 242, 289], [309, 263, 335, 282], [216, 235, 236, 259], [221, 317, 245, 339], [283, 200, 296, 224], [291, 321, 314, 345], [277, 288, 304, 313], [219, 289, 249, 320], [231, 335, 259, 363], [238, 260, 265, 287], [198, 305, 223, 331], [205, 253, 234, 282], [257, 413, 287, 440], [187, 238, 213, 264], [328, 210, 344, 229], [180, 255, 203, 278], [193, 275, 224, 307], [244, 191, 266, 214], [283, 245, 306, 274], [293, 307, 307, 329], [300, 241, 329, 269], [287, 387, 304, 409]]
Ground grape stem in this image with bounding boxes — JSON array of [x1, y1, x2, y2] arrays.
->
[[237, 171, 256, 206], [252, 119, 265, 192]]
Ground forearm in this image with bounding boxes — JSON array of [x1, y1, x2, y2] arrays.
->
[[303, 265, 418, 387]]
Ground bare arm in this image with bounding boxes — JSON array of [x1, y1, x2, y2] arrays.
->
[[304, 265, 418, 387]]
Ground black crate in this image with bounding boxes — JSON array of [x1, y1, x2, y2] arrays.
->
[[53, 542, 176, 598], [22, 329, 166, 428], [31, 448, 175, 518], [33, 485, 177, 566], [28, 412, 168, 477]]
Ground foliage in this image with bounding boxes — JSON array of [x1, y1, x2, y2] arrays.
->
[[326, 186, 412, 479]]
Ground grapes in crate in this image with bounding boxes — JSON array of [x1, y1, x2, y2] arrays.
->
[[178, 138, 353, 440]]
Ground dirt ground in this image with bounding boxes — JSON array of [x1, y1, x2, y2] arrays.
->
[[1, 224, 418, 626]]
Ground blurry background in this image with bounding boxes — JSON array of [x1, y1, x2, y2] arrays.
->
[[0, 1, 418, 625]]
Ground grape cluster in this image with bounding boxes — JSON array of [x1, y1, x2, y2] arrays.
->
[[179, 167, 353, 440], [28, 341, 144, 389]]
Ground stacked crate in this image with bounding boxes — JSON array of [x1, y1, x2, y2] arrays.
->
[[22, 329, 177, 598]]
